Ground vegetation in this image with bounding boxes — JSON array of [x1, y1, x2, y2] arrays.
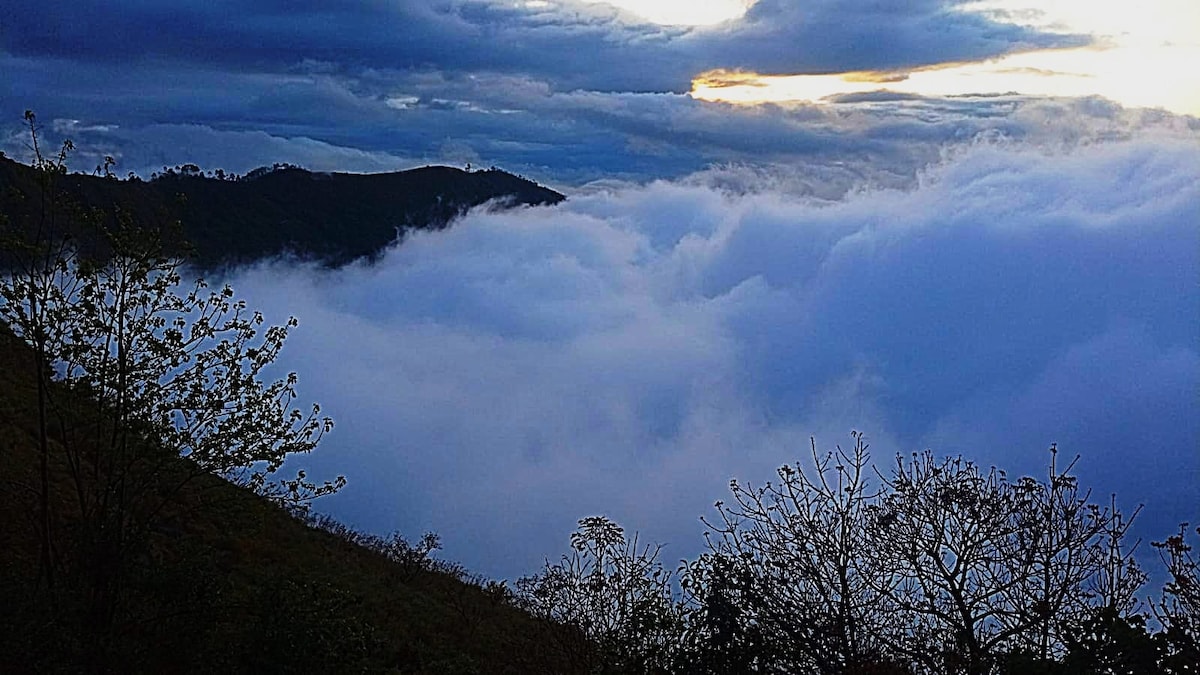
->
[[522, 435, 1199, 674], [516, 516, 683, 673], [0, 323, 585, 671]]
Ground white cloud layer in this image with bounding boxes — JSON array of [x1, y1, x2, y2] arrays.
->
[[226, 136, 1199, 579]]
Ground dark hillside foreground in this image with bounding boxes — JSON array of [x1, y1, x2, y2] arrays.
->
[[0, 322, 590, 673]]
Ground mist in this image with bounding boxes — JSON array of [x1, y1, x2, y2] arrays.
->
[[225, 136, 1199, 580]]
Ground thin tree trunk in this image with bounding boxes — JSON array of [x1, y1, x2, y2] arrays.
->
[[34, 327, 55, 591]]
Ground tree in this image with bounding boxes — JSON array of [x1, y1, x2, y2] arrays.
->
[[1056, 607, 1162, 675], [517, 516, 682, 673], [678, 548, 775, 673], [0, 111, 342, 666], [871, 447, 1141, 674], [0, 111, 81, 592], [1151, 523, 1200, 672], [669, 436, 1146, 674], [527, 435, 1189, 673], [687, 432, 901, 674]]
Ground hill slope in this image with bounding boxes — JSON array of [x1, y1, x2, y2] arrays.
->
[[0, 157, 565, 267], [0, 323, 587, 673]]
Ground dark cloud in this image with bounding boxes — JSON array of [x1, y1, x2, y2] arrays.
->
[[3, 1, 1084, 92], [686, 0, 1084, 75], [1, 0, 1094, 179], [8, 69, 1191, 189], [223, 137, 1199, 580]]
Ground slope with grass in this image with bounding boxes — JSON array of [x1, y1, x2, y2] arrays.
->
[[0, 323, 585, 674]]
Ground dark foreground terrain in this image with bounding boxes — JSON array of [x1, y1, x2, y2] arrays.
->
[[0, 322, 589, 673]]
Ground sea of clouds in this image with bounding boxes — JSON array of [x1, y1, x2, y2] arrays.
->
[[226, 135, 1199, 580]]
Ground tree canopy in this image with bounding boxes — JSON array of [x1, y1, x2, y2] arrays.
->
[[523, 434, 1198, 674]]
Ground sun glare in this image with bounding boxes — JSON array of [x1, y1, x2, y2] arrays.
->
[[582, 0, 754, 26], [691, 0, 1200, 116]]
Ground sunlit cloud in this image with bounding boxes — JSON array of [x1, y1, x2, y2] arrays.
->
[[692, 68, 897, 105], [691, 0, 1200, 115]]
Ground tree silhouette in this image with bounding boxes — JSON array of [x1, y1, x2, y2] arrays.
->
[[870, 447, 1140, 674], [687, 432, 897, 673], [0, 111, 342, 668], [518, 516, 682, 673], [1151, 523, 1200, 672], [534, 436, 1162, 674]]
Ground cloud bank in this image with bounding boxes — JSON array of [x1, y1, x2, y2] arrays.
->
[[225, 136, 1200, 579], [8, 74, 1194, 188]]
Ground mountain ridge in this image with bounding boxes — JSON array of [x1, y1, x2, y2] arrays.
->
[[0, 155, 566, 268]]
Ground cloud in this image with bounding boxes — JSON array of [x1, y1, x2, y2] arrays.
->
[[72, 125, 418, 176], [927, 322, 1200, 516], [2, 0, 1103, 182], [223, 135, 1199, 579], [689, 0, 1085, 75], [3, 0, 1195, 594], [8, 63, 1193, 188], [3, 1, 1082, 92]]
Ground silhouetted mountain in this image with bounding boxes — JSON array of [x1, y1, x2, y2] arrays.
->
[[0, 156, 565, 268]]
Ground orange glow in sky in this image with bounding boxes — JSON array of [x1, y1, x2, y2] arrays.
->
[[691, 0, 1200, 116]]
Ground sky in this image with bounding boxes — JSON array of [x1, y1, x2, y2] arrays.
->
[[2, 1, 1198, 581]]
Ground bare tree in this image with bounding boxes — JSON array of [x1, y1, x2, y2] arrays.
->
[[517, 516, 682, 673], [871, 447, 1140, 674], [0, 111, 83, 590], [689, 432, 899, 673], [673, 437, 1145, 674]]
